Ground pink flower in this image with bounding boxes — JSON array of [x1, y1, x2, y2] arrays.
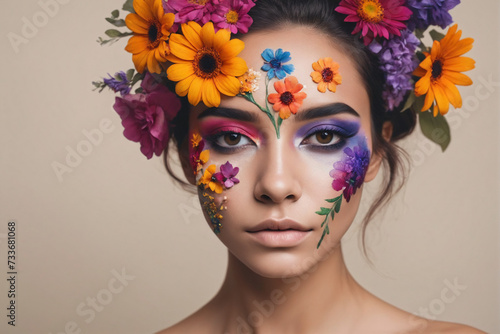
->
[[211, 0, 255, 34], [335, 0, 412, 45], [213, 161, 240, 188], [113, 74, 181, 159], [163, 0, 217, 30]]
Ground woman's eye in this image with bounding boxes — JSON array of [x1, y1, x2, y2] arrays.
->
[[315, 131, 335, 144], [224, 133, 242, 146], [303, 129, 341, 146], [208, 131, 254, 152]]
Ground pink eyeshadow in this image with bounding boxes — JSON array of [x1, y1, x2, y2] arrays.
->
[[198, 119, 260, 141]]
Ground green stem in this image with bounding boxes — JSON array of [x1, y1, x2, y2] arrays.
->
[[316, 194, 343, 249]]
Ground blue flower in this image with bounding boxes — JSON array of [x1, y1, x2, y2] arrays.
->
[[261, 48, 295, 79], [103, 71, 131, 96]]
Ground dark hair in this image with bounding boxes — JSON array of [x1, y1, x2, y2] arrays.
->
[[163, 0, 416, 255]]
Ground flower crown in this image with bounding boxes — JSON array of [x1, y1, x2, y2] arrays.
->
[[93, 0, 475, 158]]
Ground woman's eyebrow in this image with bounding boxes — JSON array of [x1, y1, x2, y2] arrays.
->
[[197, 107, 259, 122], [294, 103, 360, 122]]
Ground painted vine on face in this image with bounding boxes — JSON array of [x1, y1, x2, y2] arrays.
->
[[316, 136, 370, 248]]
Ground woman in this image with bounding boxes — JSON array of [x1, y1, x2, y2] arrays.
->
[[97, 0, 484, 332]]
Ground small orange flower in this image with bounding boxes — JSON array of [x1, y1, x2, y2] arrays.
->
[[199, 165, 223, 194], [124, 0, 175, 74], [414, 24, 475, 116], [311, 58, 342, 93], [268, 76, 307, 120]]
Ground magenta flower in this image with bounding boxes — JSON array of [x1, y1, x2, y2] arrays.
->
[[211, 0, 256, 34], [214, 161, 240, 188], [163, 0, 216, 30], [113, 75, 181, 159], [329, 139, 370, 202], [335, 0, 412, 45]]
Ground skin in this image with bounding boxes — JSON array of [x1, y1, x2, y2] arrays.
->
[[159, 26, 484, 334]]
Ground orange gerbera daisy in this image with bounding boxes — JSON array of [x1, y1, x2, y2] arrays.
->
[[311, 57, 342, 93], [124, 0, 175, 74], [166, 21, 248, 107], [414, 24, 475, 116], [268, 76, 307, 120], [199, 165, 223, 194]]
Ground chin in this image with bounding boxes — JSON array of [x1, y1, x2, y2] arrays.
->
[[231, 244, 331, 279]]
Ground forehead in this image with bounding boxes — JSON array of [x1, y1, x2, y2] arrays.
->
[[191, 25, 372, 134]]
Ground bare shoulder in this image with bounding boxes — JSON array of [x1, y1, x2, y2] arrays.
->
[[411, 318, 486, 334], [155, 300, 222, 334]]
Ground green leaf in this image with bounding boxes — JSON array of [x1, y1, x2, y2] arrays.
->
[[105, 18, 126, 27], [111, 10, 119, 18], [126, 69, 135, 81], [411, 94, 425, 113], [325, 195, 342, 203], [414, 29, 424, 39], [334, 197, 342, 213], [429, 29, 445, 42], [419, 110, 451, 152], [122, 0, 135, 13], [315, 207, 331, 216], [401, 91, 416, 112], [105, 29, 123, 37]]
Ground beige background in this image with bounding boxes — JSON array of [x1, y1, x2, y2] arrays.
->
[[0, 0, 498, 333]]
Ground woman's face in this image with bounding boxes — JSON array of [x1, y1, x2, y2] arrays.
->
[[187, 26, 376, 278]]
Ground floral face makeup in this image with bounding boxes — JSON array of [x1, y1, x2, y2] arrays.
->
[[185, 26, 375, 277]]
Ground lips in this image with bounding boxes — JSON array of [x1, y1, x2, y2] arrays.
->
[[247, 219, 312, 247], [246, 218, 311, 233]]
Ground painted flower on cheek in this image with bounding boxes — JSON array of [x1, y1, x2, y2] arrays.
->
[[311, 58, 342, 93], [268, 76, 307, 120], [199, 164, 224, 194], [261, 48, 295, 80], [316, 138, 370, 248], [213, 161, 240, 188], [211, 0, 256, 34], [330, 139, 371, 202], [190, 133, 210, 174]]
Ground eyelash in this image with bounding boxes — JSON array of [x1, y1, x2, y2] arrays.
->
[[204, 126, 355, 154], [204, 130, 256, 154], [299, 126, 355, 152]]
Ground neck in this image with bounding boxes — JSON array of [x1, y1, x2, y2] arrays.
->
[[214, 245, 371, 333]]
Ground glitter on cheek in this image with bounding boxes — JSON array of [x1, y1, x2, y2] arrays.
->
[[198, 161, 240, 234]]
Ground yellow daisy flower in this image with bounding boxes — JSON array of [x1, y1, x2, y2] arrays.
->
[[414, 24, 475, 116], [199, 165, 223, 194], [166, 21, 248, 107], [124, 0, 175, 74]]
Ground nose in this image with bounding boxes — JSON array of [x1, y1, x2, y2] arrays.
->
[[253, 139, 302, 204]]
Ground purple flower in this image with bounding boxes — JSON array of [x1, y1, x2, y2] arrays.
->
[[211, 0, 255, 34], [330, 139, 370, 202], [406, 0, 460, 30], [369, 30, 420, 110], [163, 0, 217, 30], [261, 48, 295, 80], [213, 161, 240, 188], [103, 71, 131, 96], [113, 78, 181, 159]]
